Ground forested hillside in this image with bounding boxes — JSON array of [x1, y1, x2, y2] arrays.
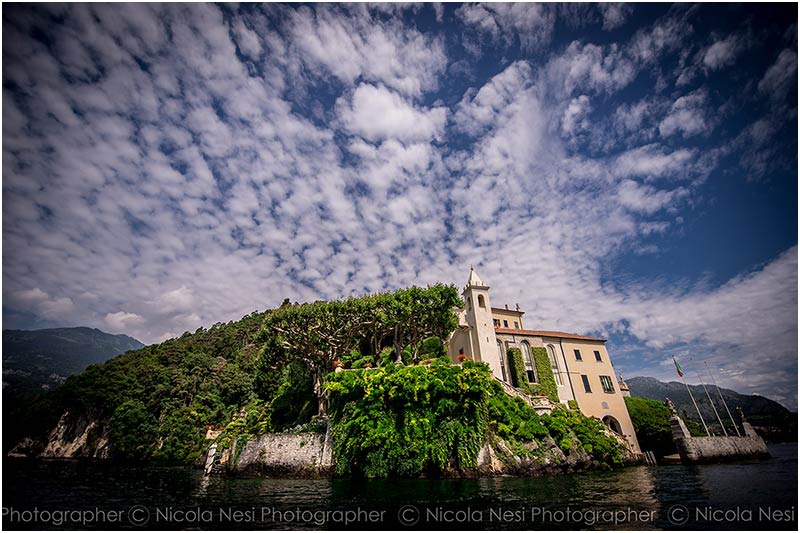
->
[[9, 285, 463, 461]]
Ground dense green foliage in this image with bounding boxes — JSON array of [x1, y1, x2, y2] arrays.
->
[[682, 415, 707, 437], [623, 397, 677, 458], [10, 308, 316, 462], [540, 408, 624, 466], [325, 361, 625, 477], [486, 381, 549, 445], [44, 311, 269, 463], [326, 361, 487, 477], [531, 347, 558, 403]]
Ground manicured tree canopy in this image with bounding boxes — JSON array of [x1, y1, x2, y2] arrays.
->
[[258, 283, 462, 414]]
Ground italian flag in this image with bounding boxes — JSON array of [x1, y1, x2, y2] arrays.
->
[[673, 357, 684, 378]]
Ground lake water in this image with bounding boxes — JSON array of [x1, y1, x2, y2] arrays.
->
[[2, 443, 796, 530]]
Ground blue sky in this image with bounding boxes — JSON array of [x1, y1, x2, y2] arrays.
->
[[3, 4, 797, 408]]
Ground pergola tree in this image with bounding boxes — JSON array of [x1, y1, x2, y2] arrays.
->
[[257, 284, 462, 415], [259, 299, 363, 415]]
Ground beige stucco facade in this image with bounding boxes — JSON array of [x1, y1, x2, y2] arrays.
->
[[448, 269, 641, 453]]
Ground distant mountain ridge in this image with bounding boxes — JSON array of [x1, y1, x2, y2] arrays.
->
[[3, 327, 144, 396], [627, 376, 796, 441]]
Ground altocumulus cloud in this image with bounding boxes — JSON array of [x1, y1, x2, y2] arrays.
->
[[3, 4, 797, 407]]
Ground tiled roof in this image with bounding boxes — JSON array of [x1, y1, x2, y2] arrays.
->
[[491, 307, 524, 315], [494, 327, 605, 342]]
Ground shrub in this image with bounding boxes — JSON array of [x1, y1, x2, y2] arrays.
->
[[420, 336, 446, 359], [326, 361, 489, 477], [540, 408, 624, 467], [624, 397, 677, 458]]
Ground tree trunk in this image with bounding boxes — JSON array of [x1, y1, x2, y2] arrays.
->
[[371, 334, 380, 358], [313, 367, 327, 416], [394, 326, 403, 364]]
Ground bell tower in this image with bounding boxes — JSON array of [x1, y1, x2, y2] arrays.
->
[[462, 268, 503, 380]]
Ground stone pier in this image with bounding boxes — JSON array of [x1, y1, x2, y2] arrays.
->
[[666, 398, 769, 464]]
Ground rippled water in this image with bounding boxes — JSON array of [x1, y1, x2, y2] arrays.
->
[[3, 443, 796, 530]]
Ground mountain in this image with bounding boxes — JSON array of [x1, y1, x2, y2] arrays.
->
[[627, 376, 797, 441], [2, 327, 144, 396]]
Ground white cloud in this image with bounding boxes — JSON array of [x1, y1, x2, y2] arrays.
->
[[38, 297, 75, 320], [456, 3, 555, 52], [286, 5, 447, 97], [9, 288, 50, 308], [104, 311, 146, 332], [658, 89, 709, 138], [628, 13, 690, 63], [453, 61, 532, 135], [614, 144, 695, 179], [598, 3, 632, 30], [561, 95, 591, 136], [613, 98, 657, 134], [153, 286, 195, 314], [702, 34, 741, 70], [758, 48, 798, 101], [338, 84, 447, 143], [8, 288, 74, 321], [232, 19, 262, 58], [546, 41, 636, 95], [617, 179, 684, 214]]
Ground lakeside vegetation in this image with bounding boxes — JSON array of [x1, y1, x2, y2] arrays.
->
[[10, 283, 626, 476]]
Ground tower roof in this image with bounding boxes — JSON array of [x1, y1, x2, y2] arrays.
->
[[467, 267, 486, 287]]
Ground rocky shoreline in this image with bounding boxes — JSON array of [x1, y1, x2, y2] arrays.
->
[[9, 411, 643, 479], [204, 423, 644, 479]]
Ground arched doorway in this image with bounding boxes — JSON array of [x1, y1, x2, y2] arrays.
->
[[602, 415, 622, 435]]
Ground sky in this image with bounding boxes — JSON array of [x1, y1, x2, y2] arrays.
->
[[3, 3, 798, 408]]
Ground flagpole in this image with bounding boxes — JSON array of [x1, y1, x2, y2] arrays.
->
[[674, 357, 710, 437], [705, 361, 741, 437], [693, 365, 727, 436]]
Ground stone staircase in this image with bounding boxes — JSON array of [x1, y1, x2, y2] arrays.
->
[[494, 377, 555, 414]]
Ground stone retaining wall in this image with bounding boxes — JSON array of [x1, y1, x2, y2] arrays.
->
[[208, 428, 334, 477]]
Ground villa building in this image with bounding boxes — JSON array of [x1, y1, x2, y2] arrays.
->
[[447, 268, 641, 453]]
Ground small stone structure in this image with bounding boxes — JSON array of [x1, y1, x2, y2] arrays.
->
[[665, 398, 769, 464]]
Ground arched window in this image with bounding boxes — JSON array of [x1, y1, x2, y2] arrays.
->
[[602, 416, 622, 435], [521, 342, 536, 383], [497, 341, 507, 382], [547, 345, 563, 386], [477, 294, 486, 308]]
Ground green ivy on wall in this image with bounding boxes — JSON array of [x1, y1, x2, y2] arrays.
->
[[531, 347, 559, 403], [506, 348, 527, 389]]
